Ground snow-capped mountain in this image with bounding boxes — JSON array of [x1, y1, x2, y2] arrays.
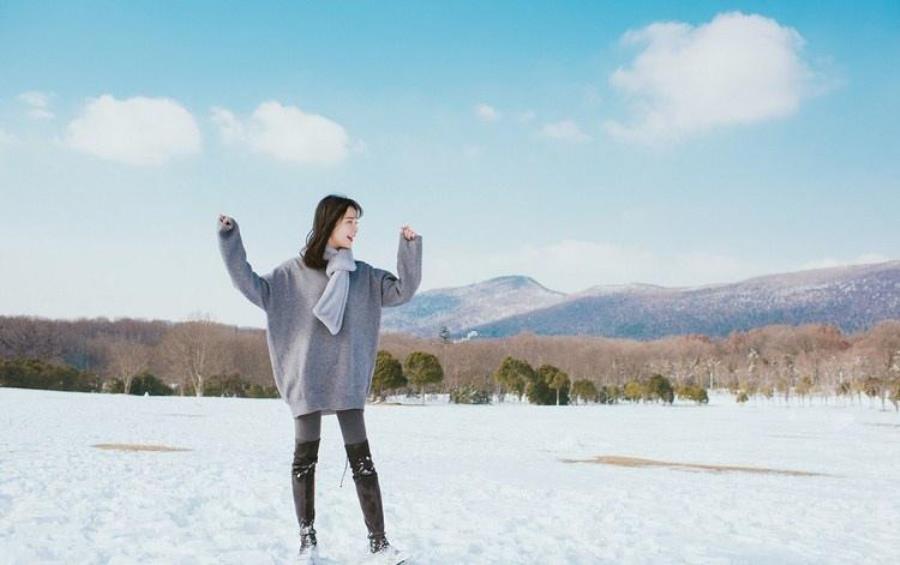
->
[[380, 274, 567, 337], [381, 260, 900, 340]]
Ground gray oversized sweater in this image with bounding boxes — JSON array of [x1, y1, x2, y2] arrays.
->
[[217, 219, 423, 417]]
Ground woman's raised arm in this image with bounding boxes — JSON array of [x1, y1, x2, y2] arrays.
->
[[377, 231, 423, 307], [217, 215, 272, 311]]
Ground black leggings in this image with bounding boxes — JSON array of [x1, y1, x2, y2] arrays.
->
[[294, 408, 368, 445]]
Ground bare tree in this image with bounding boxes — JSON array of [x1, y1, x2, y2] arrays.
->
[[103, 338, 152, 393], [158, 313, 226, 396], [0, 316, 65, 361]]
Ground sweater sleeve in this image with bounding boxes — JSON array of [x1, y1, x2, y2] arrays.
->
[[217, 219, 272, 311], [376, 233, 423, 307]]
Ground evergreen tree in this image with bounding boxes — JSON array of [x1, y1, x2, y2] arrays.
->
[[571, 379, 599, 404], [544, 365, 571, 406], [676, 384, 709, 405], [372, 350, 407, 401], [623, 380, 645, 403], [404, 351, 444, 403], [647, 374, 675, 404], [492, 356, 534, 401], [0, 357, 100, 392]]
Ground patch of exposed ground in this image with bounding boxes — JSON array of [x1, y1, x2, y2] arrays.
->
[[91, 443, 191, 452], [561, 455, 832, 477]]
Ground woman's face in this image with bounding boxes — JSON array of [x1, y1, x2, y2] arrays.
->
[[328, 206, 359, 249]]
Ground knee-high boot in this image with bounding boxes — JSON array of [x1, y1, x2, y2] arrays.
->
[[344, 439, 391, 553], [292, 438, 320, 554]]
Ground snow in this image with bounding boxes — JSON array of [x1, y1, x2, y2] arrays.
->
[[383, 275, 569, 337], [1, 387, 897, 564]]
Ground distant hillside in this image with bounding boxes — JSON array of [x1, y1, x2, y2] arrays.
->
[[381, 260, 900, 340], [380, 274, 567, 336]]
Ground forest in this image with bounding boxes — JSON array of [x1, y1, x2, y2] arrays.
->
[[2, 314, 899, 409]]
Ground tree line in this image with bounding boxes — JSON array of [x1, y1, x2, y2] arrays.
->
[[2, 314, 899, 410]]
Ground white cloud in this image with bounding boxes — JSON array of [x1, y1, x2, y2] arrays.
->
[[18, 91, 54, 120], [604, 11, 819, 144], [475, 103, 500, 122], [540, 119, 591, 143], [65, 94, 201, 166], [211, 101, 350, 165], [797, 253, 891, 271], [429, 239, 764, 293]]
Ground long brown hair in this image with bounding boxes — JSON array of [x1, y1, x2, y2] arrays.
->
[[300, 194, 364, 270]]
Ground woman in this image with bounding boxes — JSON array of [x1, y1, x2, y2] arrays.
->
[[216, 194, 422, 563]]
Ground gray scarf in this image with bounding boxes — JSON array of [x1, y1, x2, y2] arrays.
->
[[311, 244, 357, 335]]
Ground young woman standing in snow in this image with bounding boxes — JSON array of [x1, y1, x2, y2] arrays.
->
[[216, 194, 422, 563]]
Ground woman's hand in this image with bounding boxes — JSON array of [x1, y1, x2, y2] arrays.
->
[[218, 213, 235, 232], [400, 224, 418, 241]]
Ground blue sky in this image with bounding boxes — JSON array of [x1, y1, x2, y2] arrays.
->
[[1, 1, 898, 329]]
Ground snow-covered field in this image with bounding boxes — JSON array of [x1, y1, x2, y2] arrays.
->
[[1, 387, 897, 564]]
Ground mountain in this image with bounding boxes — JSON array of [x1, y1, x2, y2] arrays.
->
[[381, 260, 900, 340], [379, 275, 567, 337]]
